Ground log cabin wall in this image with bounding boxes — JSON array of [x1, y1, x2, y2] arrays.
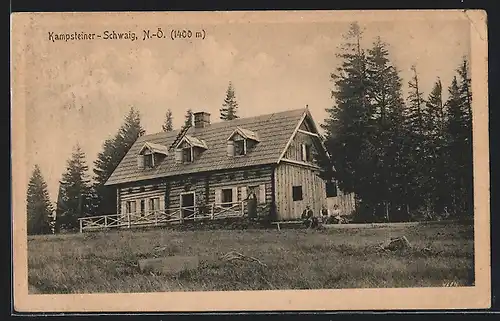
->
[[165, 166, 274, 215], [118, 180, 167, 222], [117, 165, 275, 218], [274, 162, 327, 220]]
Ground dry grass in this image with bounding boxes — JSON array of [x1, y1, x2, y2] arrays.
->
[[27, 223, 474, 294]]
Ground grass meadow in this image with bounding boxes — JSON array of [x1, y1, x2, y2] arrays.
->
[[27, 223, 474, 294]]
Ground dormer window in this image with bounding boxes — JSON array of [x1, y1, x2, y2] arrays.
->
[[144, 153, 154, 168], [137, 142, 169, 170], [227, 127, 259, 157], [183, 146, 193, 163], [175, 135, 207, 164], [234, 137, 246, 156]]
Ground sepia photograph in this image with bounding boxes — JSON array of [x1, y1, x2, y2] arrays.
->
[[11, 10, 490, 312]]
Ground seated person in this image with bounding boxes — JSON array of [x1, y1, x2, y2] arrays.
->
[[301, 205, 313, 228]]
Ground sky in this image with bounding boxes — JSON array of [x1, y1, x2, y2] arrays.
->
[[16, 12, 471, 204]]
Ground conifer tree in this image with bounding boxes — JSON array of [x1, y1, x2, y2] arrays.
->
[[184, 108, 193, 126], [26, 165, 53, 235], [92, 107, 144, 215], [220, 81, 239, 121], [365, 37, 407, 220], [406, 65, 426, 136], [444, 58, 473, 217], [401, 65, 429, 214], [321, 22, 375, 217], [457, 58, 473, 216], [162, 109, 174, 132], [423, 79, 448, 214], [56, 144, 92, 230]]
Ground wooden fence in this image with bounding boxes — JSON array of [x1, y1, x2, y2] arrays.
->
[[78, 200, 247, 233]]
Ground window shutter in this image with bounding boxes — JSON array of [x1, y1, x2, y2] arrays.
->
[[121, 201, 126, 215], [227, 140, 235, 156], [232, 187, 238, 203], [130, 200, 136, 214], [259, 184, 266, 203], [159, 195, 165, 213], [154, 198, 158, 213], [240, 186, 247, 200], [175, 149, 183, 163], [137, 155, 144, 169], [215, 188, 221, 205]]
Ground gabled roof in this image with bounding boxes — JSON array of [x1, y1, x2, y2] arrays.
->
[[176, 135, 208, 150], [138, 142, 169, 155], [227, 126, 260, 142], [104, 108, 312, 186]]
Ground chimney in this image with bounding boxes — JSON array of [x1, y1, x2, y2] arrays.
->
[[193, 111, 211, 129]]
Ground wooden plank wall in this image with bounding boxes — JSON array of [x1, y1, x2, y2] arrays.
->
[[274, 163, 327, 220], [326, 192, 356, 216], [283, 131, 319, 164]]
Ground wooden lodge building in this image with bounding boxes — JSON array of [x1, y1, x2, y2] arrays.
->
[[80, 108, 355, 231]]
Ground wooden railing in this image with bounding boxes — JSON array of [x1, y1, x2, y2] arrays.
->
[[78, 201, 247, 233]]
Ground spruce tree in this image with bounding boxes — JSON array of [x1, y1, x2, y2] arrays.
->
[[406, 65, 426, 136], [162, 109, 174, 132], [444, 58, 473, 217], [184, 109, 193, 126], [423, 79, 448, 215], [365, 37, 407, 220], [402, 65, 429, 215], [57, 144, 92, 231], [321, 22, 376, 219], [220, 81, 239, 120], [93, 107, 145, 215], [457, 57, 473, 217], [26, 165, 53, 235]]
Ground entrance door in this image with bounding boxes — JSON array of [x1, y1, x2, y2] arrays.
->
[[180, 192, 195, 219]]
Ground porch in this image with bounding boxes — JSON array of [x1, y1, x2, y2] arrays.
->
[[78, 200, 269, 233]]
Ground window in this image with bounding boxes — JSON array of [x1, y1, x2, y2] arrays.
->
[[221, 188, 233, 207], [301, 144, 313, 162], [248, 185, 259, 201], [126, 200, 136, 214], [234, 139, 246, 156], [183, 147, 193, 163], [326, 181, 338, 198], [140, 199, 145, 216], [149, 197, 160, 213], [292, 186, 303, 201], [144, 153, 154, 168]]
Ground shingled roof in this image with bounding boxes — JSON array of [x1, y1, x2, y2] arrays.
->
[[105, 108, 309, 186]]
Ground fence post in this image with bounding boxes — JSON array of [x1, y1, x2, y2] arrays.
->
[[127, 213, 131, 228], [104, 215, 108, 228], [155, 210, 158, 226], [211, 203, 215, 220], [79, 219, 83, 233]]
